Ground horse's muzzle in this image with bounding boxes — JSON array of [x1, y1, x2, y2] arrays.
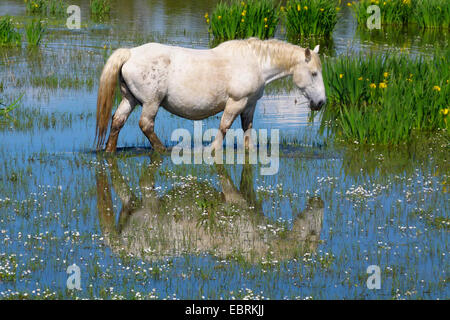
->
[[309, 99, 325, 111]]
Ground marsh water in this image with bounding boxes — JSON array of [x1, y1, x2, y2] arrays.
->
[[0, 0, 448, 299]]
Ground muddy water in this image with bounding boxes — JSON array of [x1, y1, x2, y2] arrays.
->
[[0, 0, 448, 299]]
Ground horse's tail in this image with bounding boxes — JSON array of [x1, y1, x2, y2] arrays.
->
[[95, 48, 131, 149]]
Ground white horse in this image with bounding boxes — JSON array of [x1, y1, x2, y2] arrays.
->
[[95, 38, 326, 152]]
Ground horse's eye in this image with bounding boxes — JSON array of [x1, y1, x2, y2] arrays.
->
[[312, 72, 317, 77]]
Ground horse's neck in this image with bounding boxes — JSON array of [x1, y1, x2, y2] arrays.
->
[[255, 47, 297, 85], [260, 59, 292, 85]]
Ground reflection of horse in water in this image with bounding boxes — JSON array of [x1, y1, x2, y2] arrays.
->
[[96, 156, 324, 262]]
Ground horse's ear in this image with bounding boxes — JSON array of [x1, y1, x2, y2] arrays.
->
[[313, 45, 320, 53], [305, 48, 311, 62]]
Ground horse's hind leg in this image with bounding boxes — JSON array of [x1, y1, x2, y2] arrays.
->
[[105, 83, 138, 152], [139, 101, 166, 153]]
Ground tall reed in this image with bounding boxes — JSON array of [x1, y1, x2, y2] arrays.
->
[[351, 0, 450, 29], [25, 19, 45, 46], [25, 0, 68, 17], [207, 0, 279, 41], [321, 51, 449, 145], [90, 0, 111, 22], [284, 0, 339, 39], [0, 16, 21, 46]]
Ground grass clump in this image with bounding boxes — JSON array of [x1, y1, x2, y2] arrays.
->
[[321, 51, 449, 145], [90, 0, 111, 22], [0, 16, 21, 46], [25, 0, 68, 17], [414, 0, 450, 29], [283, 0, 339, 39], [206, 0, 279, 42], [351, 0, 450, 29], [25, 19, 45, 46], [0, 95, 23, 122]]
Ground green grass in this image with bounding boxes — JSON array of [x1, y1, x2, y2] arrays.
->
[[283, 0, 339, 39], [25, 19, 45, 46], [0, 95, 23, 122], [351, 0, 450, 29], [321, 51, 449, 145], [25, 0, 68, 17], [0, 16, 21, 46], [206, 0, 279, 42], [414, 0, 450, 29], [90, 0, 111, 22]]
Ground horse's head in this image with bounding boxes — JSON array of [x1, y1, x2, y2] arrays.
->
[[293, 45, 326, 111]]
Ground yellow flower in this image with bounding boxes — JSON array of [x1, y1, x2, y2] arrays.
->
[[304, 6, 308, 10], [264, 17, 268, 22], [339, 74, 344, 79], [241, 1, 245, 6], [379, 82, 387, 89], [265, 24, 268, 28], [383, 72, 389, 78], [433, 85, 441, 92], [320, 8, 324, 12], [336, 7, 341, 11], [370, 83, 377, 89], [280, 6, 285, 11], [218, 15, 222, 20], [242, 10, 246, 16], [204, 13, 208, 18], [206, 18, 210, 24], [297, 4, 301, 11], [440, 108, 449, 116], [358, 77, 363, 81], [407, 78, 412, 82], [347, 2, 352, 6], [241, 18, 245, 22]]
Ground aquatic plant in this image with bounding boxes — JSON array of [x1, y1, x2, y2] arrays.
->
[[283, 0, 339, 39], [90, 0, 111, 22], [413, 0, 450, 29], [321, 50, 450, 145], [25, 0, 68, 17], [351, 0, 450, 29], [25, 19, 45, 46], [0, 95, 23, 122], [0, 16, 21, 46], [206, 0, 279, 42]]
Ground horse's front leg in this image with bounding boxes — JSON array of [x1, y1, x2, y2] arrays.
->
[[210, 97, 248, 153], [139, 101, 166, 153]]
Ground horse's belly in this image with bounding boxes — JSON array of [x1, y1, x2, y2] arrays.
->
[[161, 92, 227, 120]]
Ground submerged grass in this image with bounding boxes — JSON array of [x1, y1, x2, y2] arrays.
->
[[321, 50, 449, 145], [206, 0, 279, 42], [351, 0, 450, 29], [284, 0, 339, 39]]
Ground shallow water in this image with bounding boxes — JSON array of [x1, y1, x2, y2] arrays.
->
[[0, 0, 448, 299]]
